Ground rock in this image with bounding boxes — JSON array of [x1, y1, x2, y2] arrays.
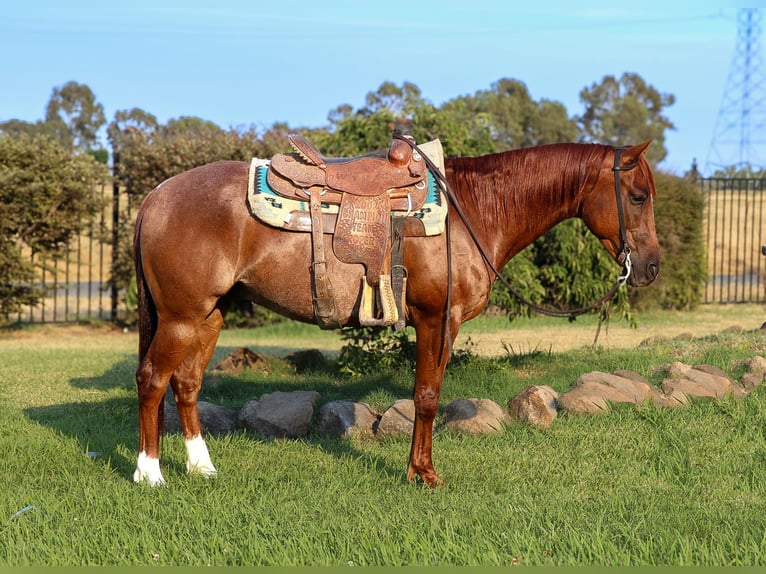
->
[[558, 381, 639, 414], [443, 398, 511, 435], [666, 361, 745, 398], [212, 347, 271, 375], [652, 388, 690, 408], [316, 401, 379, 437], [576, 371, 654, 403], [661, 378, 721, 400], [741, 356, 766, 390], [164, 400, 239, 434], [507, 386, 558, 429], [613, 370, 651, 385], [674, 332, 695, 340], [692, 364, 731, 379], [238, 390, 321, 438], [742, 372, 764, 391], [376, 399, 420, 438], [747, 355, 766, 374]]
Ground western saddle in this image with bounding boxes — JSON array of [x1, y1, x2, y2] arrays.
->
[[265, 121, 435, 330]]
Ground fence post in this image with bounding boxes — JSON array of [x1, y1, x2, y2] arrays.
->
[[111, 151, 120, 323]]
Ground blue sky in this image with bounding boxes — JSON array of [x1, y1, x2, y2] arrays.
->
[[0, 0, 754, 175]]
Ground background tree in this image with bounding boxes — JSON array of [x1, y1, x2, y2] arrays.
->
[[440, 78, 578, 151], [45, 81, 107, 152], [0, 133, 107, 322], [320, 81, 496, 157], [577, 72, 675, 165]]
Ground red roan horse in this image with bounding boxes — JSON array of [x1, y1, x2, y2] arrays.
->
[[132, 140, 659, 487]]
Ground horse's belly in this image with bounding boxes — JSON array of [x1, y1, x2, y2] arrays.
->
[[238, 233, 366, 325]]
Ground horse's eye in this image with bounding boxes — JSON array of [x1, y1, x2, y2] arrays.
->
[[630, 193, 647, 206]]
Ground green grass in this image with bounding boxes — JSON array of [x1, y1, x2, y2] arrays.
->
[[2, 316, 766, 565]]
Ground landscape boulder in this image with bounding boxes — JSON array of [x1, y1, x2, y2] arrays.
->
[[376, 399, 420, 438], [507, 385, 559, 429], [742, 356, 766, 390], [238, 390, 321, 438], [443, 398, 511, 435], [164, 399, 239, 435], [663, 361, 747, 399], [316, 400, 379, 437], [558, 371, 656, 414]]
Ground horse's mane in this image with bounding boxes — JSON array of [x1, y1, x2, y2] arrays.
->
[[445, 143, 613, 231]]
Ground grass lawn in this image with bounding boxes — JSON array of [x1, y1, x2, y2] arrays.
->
[[1, 305, 766, 566]]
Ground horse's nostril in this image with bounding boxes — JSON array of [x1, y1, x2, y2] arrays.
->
[[648, 263, 659, 280]]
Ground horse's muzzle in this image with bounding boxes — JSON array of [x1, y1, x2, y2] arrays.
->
[[628, 258, 660, 287]]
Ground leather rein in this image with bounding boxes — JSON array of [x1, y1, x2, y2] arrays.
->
[[394, 135, 639, 321]]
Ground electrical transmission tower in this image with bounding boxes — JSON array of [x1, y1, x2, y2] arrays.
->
[[706, 8, 766, 175]]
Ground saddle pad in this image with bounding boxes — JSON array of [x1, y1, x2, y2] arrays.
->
[[247, 157, 447, 236]]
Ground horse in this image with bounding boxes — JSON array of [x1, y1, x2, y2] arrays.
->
[[132, 139, 660, 487]]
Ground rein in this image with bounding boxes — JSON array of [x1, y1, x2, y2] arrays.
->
[[394, 136, 638, 321]]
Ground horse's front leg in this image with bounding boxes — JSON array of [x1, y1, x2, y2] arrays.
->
[[407, 313, 455, 487]]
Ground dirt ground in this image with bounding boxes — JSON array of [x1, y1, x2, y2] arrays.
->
[[2, 303, 764, 357], [455, 303, 766, 356]]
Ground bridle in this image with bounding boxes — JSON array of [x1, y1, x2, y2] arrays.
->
[[394, 136, 640, 320]]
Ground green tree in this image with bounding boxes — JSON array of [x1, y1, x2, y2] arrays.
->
[[0, 133, 107, 322], [577, 72, 675, 165], [708, 165, 766, 179], [319, 81, 495, 158], [45, 81, 106, 152], [440, 78, 578, 151]]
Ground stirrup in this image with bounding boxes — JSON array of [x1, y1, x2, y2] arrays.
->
[[359, 276, 398, 327]]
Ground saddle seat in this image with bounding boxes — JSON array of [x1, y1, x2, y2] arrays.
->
[[269, 133, 426, 198]]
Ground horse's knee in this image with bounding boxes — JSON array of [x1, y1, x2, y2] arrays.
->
[[170, 372, 202, 404], [414, 387, 440, 419]]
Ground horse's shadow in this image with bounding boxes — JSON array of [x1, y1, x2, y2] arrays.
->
[[25, 348, 413, 484]]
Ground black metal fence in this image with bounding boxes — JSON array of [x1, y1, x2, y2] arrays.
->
[[13, 178, 126, 324], [701, 177, 766, 304], [10, 176, 766, 324]]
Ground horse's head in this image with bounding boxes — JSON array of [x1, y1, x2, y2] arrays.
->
[[581, 141, 660, 287]]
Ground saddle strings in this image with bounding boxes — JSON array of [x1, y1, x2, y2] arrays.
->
[[393, 135, 636, 321]]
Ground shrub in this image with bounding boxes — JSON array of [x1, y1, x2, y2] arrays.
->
[[628, 172, 706, 310]]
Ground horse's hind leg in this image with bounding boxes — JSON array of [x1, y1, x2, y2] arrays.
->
[[134, 318, 200, 485], [170, 308, 225, 478]]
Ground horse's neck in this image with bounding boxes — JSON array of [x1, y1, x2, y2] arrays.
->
[[447, 155, 586, 269]]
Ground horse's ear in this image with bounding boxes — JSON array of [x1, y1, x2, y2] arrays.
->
[[620, 140, 653, 165]]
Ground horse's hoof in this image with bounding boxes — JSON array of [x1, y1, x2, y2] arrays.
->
[[407, 465, 443, 488], [133, 468, 167, 487], [186, 462, 218, 478]]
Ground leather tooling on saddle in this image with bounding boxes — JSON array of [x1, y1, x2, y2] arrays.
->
[[246, 129, 447, 331]]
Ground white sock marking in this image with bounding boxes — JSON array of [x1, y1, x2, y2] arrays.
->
[[133, 451, 166, 486], [185, 435, 217, 477]]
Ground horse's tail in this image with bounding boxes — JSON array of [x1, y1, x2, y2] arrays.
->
[[133, 209, 164, 434], [133, 212, 157, 362]]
